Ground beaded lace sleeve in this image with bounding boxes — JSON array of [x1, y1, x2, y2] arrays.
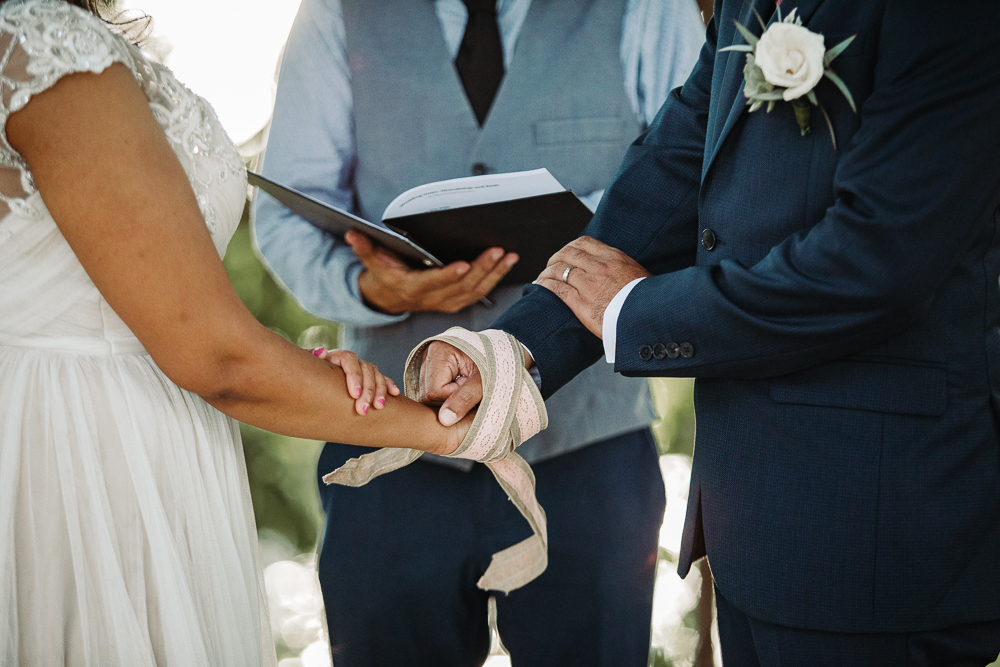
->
[[0, 0, 134, 218]]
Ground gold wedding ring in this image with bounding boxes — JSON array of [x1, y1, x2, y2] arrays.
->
[[561, 265, 574, 283]]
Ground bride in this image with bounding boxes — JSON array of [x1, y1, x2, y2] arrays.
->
[[0, 0, 470, 664]]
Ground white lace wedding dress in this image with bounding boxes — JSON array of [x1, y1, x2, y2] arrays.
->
[[0, 1, 276, 665]]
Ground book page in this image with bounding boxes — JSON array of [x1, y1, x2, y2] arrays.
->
[[381, 168, 565, 221]]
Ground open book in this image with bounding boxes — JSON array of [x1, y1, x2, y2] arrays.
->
[[248, 168, 593, 287]]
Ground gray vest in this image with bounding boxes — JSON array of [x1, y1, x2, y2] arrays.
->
[[341, 0, 654, 466]]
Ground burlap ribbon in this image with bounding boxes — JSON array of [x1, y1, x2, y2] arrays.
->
[[322, 327, 549, 594]]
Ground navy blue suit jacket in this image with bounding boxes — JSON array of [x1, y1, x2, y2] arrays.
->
[[494, 0, 1000, 633]]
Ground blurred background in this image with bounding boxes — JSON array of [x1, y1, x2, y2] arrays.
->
[[116, 0, 719, 664]]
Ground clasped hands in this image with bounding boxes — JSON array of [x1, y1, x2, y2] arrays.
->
[[312, 231, 518, 427], [332, 231, 649, 426], [416, 236, 650, 425]]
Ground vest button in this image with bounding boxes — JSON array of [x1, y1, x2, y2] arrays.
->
[[701, 228, 717, 251], [639, 345, 654, 361], [471, 162, 489, 176]]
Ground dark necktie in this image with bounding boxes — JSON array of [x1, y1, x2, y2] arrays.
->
[[455, 0, 505, 126]]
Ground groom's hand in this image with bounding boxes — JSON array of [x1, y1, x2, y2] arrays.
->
[[535, 237, 650, 338], [418, 338, 536, 426], [417, 341, 483, 426]]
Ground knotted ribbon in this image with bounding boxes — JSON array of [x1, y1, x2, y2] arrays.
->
[[322, 327, 549, 593]]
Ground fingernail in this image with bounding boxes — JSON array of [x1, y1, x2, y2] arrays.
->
[[362, 404, 369, 414], [354, 386, 362, 398], [506, 255, 519, 267], [312, 347, 326, 357], [377, 397, 385, 407], [492, 249, 504, 261], [456, 263, 470, 275], [439, 408, 457, 426]]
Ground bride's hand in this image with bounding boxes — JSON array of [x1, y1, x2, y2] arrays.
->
[[311, 347, 400, 416]]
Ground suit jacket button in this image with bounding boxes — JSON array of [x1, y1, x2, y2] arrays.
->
[[679, 342, 695, 358], [701, 229, 717, 251], [639, 345, 653, 361], [471, 162, 489, 176], [652, 344, 667, 360], [666, 342, 680, 359]]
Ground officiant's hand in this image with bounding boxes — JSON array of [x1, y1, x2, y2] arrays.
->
[[346, 230, 518, 315], [416, 340, 535, 426], [535, 237, 650, 338]]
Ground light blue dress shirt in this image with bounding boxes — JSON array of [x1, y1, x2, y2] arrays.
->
[[253, 0, 706, 328]]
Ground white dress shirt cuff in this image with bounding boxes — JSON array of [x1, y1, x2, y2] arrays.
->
[[602, 277, 646, 364], [519, 343, 542, 388]]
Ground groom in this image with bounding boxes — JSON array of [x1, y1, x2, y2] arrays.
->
[[420, 0, 1000, 663]]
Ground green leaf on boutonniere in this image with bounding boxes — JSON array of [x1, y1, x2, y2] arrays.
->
[[742, 55, 767, 93], [822, 68, 857, 112], [733, 20, 760, 48], [741, 53, 785, 112], [751, 91, 785, 102], [823, 35, 856, 67]]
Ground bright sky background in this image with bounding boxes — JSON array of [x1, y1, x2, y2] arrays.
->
[[118, 0, 303, 146]]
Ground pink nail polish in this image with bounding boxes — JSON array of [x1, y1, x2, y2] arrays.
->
[[354, 386, 362, 398], [377, 398, 385, 407], [362, 404, 369, 414], [312, 347, 326, 357]]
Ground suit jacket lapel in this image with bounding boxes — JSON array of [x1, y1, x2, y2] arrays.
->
[[702, 0, 829, 181]]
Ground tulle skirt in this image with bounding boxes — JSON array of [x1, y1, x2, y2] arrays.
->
[[0, 344, 276, 666]]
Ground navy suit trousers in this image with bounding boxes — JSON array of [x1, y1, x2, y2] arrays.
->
[[316, 428, 665, 667]]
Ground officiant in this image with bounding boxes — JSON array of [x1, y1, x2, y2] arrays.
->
[[251, 0, 703, 664]]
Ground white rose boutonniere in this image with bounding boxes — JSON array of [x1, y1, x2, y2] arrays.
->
[[721, 3, 856, 148]]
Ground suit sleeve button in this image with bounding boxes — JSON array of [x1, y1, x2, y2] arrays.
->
[[679, 342, 695, 358], [701, 229, 717, 251], [639, 345, 654, 361], [652, 344, 667, 360], [666, 342, 680, 359]]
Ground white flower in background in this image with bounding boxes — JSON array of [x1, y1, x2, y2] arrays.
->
[[264, 556, 330, 665], [754, 22, 826, 101], [721, 5, 857, 147]]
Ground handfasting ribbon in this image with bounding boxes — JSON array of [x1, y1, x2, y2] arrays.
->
[[321, 327, 549, 593]]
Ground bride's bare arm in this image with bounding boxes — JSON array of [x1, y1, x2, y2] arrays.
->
[[6, 63, 464, 455]]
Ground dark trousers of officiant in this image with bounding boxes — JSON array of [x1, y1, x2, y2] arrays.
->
[[316, 428, 665, 667]]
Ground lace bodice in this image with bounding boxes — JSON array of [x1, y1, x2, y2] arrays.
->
[[0, 0, 247, 352], [0, 0, 245, 238]]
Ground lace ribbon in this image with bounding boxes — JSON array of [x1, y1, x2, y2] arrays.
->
[[322, 327, 549, 594]]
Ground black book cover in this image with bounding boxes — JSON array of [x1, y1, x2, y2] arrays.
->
[[247, 171, 443, 268], [384, 191, 592, 286]]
